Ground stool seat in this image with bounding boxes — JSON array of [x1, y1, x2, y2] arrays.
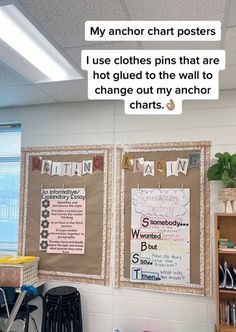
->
[[42, 286, 83, 332], [47, 286, 77, 297]]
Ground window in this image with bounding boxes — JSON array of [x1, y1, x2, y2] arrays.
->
[[0, 124, 21, 254]]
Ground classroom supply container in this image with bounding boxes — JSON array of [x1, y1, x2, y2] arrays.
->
[[0, 256, 39, 287]]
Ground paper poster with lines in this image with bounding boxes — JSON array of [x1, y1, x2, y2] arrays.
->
[[130, 188, 190, 285], [40, 188, 86, 254]]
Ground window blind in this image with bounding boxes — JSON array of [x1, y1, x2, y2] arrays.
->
[[0, 124, 21, 254]]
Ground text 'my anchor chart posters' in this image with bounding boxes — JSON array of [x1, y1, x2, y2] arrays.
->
[[40, 188, 86, 254], [82, 21, 225, 115], [130, 188, 190, 285]]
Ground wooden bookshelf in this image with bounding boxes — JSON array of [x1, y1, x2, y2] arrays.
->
[[220, 290, 236, 294], [215, 213, 236, 332], [220, 324, 236, 332], [219, 249, 236, 254]]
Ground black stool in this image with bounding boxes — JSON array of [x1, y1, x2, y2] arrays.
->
[[41, 286, 83, 332]]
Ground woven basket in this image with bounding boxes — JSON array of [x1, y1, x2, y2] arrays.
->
[[0, 258, 39, 287], [219, 188, 236, 213], [219, 188, 236, 201]]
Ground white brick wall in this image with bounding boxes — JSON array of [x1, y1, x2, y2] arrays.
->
[[1, 90, 235, 332]]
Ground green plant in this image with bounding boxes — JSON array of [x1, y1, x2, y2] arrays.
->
[[207, 152, 236, 188]]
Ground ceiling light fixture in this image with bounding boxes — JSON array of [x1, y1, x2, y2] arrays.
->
[[0, 2, 83, 82]]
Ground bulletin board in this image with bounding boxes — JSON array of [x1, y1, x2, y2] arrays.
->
[[19, 145, 112, 285], [115, 141, 211, 296]]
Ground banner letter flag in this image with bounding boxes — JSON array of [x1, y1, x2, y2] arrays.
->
[[122, 154, 133, 170], [188, 153, 200, 169], [72, 162, 82, 176], [156, 160, 166, 176], [82, 160, 93, 175], [51, 162, 62, 176], [144, 161, 155, 176], [32, 156, 42, 171], [61, 162, 72, 176], [166, 161, 178, 177], [41, 160, 52, 175], [93, 156, 104, 172], [133, 158, 144, 173], [177, 158, 189, 174]]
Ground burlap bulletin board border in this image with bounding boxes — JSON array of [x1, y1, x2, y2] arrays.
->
[[115, 141, 211, 296], [19, 145, 113, 285]]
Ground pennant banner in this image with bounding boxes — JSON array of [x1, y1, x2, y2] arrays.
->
[[32, 156, 104, 176], [121, 154, 200, 176]]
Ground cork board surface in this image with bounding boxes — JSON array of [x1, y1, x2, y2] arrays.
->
[[116, 142, 211, 296], [19, 146, 112, 285]]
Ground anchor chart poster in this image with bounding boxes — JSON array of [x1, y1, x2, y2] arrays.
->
[[40, 188, 86, 254], [130, 188, 190, 285]]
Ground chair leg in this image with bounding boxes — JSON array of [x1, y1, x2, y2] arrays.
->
[[31, 316, 39, 332], [0, 317, 6, 330], [16, 318, 26, 332], [41, 296, 46, 332], [16, 318, 25, 330], [24, 306, 30, 332]]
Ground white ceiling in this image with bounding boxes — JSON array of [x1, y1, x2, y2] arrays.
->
[[0, 0, 235, 108]]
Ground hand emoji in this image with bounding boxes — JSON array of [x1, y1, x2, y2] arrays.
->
[[166, 99, 175, 111]]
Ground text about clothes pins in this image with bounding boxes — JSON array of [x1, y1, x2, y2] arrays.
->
[[82, 21, 224, 115], [81, 50, 225, 114]]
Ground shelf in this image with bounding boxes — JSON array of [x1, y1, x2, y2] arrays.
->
[[216, 214, 236, 332], [220, 289, 236, 294], [216, 213, 236, 217], [219, 248, 236, 254], [220, 324, 236, 331], [215, 212, 236, 217]]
